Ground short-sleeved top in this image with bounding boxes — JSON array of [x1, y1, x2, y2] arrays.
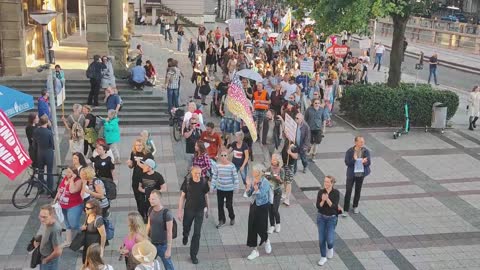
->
[[180, 178, 209, 211], [141, 172, 165, 198], [39, 221, 62, 257], [229, 142, 249, 168], [183, 127, 202, 154], [106, 94, 121, 111], [148, 207, 174, 245], [87, 178, 109, 208], [429, 56, 438, 68], [57, 176, 83, 209], [90, 155, 115, 180], [87, 216, 104, 233], [130, 152, 154, 180]]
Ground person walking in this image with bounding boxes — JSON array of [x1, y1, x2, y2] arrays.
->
[[33, 115, 55, 191], [199, 122, 223, 160], [132, 241, 162, 270], [372, 43, 385, 72], [80, 167, 110, 217], [146, 190, 175, 270], [280, 141, 298, 206], [265, 153, 284, 234], [316, 175, 340, 266], [245, 163, 272, 261], [211, 148, 239, 228], [304, 98, 329, 159], [54, 166, 83, 247], [177, 26, 185, 52], [164, 20, 173, 42], [192, 141, 212, 179], [468, 85, 480, 130], [81, 243, 113, 270], [428, 53, 439, 85], [37, 204, 63, 270], [119, 212, 147, 269], [79, 199, 107, 264], [343, 136, 371, 216], [138, 159, 165, 221], [86, 55, 105, 107], [228, 131, 250, 197], [165, 66, 181, 113], [294, 113, 311, 174], [177, 166, 210, 264]]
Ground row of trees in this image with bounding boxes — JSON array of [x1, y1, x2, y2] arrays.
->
[[286, 0, 436, 88]]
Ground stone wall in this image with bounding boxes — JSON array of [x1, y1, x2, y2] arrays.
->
[[85, 0, 110, 60], [0, 0, 27, 76]]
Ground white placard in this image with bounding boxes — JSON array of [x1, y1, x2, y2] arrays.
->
[[284, 113, 297, 143], [300, 59, 314, 73], [359, 39, 371, 49], [228, 18, 246, 42]]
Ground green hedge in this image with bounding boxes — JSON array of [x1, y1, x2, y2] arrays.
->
[[339, 83, 459, 127]]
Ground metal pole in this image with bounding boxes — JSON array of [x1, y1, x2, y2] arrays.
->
[[42, 25, 61, 168], [79, 0, 83, 36]]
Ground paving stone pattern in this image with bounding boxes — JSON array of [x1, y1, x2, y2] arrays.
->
[[1, 25, 480, 270]]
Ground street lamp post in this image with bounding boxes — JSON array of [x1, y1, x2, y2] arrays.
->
[[30, 10, 62, 169]]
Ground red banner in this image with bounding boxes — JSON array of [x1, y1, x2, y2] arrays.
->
[[326, 44, 350, 58], [0, 109, 32, 180]]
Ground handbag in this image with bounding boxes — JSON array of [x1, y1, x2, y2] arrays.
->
[[69, 231, 86, 251], [30, 247, 42, 268], [126, 252, 141, 270], [199, 84, 211, 96], [52, 202, 64, 224]]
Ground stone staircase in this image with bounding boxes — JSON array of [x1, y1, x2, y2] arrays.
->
[[147, 1, 199, 27], [2, 79, 170, 127]]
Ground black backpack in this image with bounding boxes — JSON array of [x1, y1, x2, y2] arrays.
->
[[97, 178, 117, 200], [163, 208, 178, 239]]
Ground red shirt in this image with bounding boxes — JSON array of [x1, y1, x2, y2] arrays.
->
[[57, 176, 83, 209], [200, 131, 222, 159]]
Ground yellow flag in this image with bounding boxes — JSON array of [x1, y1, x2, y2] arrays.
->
[[282, 9, 291, 33]]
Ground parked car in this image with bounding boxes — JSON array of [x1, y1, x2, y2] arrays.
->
[[441, 13, 468, 23]]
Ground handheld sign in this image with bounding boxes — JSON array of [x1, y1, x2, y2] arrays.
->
[[284, 114, 298, 143]]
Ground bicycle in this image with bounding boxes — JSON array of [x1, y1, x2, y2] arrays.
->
[[11, 165, 68, 209], [171, 105, 185, 142]]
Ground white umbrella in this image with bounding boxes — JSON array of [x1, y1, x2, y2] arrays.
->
[[237, 69, 263, 82]]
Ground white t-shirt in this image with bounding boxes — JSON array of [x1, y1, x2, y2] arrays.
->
[[375, 45, 385, 54], [283, 83, 298, 101]]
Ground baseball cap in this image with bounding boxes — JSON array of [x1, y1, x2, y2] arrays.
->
[[141, 159, 156, 169]]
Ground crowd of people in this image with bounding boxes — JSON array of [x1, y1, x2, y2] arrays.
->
[[24, 1, 382, 269]]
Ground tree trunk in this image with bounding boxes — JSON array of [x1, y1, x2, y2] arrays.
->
[[387, 15, 408, 88]]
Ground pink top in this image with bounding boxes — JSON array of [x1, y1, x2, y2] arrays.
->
[[123, 233, 139, 252]]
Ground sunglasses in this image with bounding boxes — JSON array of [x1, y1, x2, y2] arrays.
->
[[220, 154, 228, 157], [85, 207, 94, 210], [314, 102, 320, 104]]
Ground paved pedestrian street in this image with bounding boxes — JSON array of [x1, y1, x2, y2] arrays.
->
[[1, 25, 480, 270]]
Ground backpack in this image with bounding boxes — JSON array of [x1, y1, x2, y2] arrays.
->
[[95, 216, 114, 241], [163, 209, 178, 239], [70, 115, 85, 141], [117, 94, 124, 111], [97, 177, 117, 200]]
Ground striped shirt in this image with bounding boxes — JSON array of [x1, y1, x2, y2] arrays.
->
[[211, 162, 239, 192], [166, 67, 181, 89]]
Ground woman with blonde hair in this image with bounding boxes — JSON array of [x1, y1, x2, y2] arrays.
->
[[127, 138, 154, 219], [81, 166, 110, 217], [82, 243, 113, 270], [265, 153, 285, 234], [120, 212, 148, 269]]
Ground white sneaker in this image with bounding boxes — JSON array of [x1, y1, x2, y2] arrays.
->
[[247, 249, 259, 260], [318, 257, 327, 266], [327, 248, 334, 259], [264, 239, 272, 254], [267, 226, 275, 234], [281, 194, 286, 200], [243, 191, 248, 198], [353, 207, 360, 214], [283, 199, 290, 206], [275, 224, 281, 233], [341, 212, 348, 218]]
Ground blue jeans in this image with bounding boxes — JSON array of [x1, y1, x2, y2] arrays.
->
[[62, 204, 83, 230], [317, 214, 337, 258], [155, 243, 175, 270], [235, 164, 248, 186], [40, 257, 59, 270], [428, 66, 438, 84], [167, 88, 179, 112], [177, 36, 183, 51], [375, 53, 383, 65]]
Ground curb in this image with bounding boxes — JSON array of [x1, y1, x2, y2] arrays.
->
[[350, 36, 480, 76], [334, 114, 453, 131]]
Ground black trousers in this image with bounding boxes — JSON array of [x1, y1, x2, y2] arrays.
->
[[183, 209, 204, 258], [84, 140, 94, 156], [132, 180, 146, 220], [269, 189, 282, 226], [344, 176, 365, 212], [247, 203, 269, 247], [217, 190, 235, 222], [88, 78, 101, 106]]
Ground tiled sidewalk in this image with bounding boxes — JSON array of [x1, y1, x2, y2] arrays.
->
[[1, 25, 480, 270]]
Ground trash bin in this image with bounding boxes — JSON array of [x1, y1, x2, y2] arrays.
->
[[428, 102, 447, 133]]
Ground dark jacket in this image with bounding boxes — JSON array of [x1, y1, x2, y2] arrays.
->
[[345, 146, 371, 179], [296, 122, 311, 153], [261, 118, 282, 149], [86, 61, 105, 81]]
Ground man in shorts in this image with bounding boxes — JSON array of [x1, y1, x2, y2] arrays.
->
[[304, 98, 330, 159]]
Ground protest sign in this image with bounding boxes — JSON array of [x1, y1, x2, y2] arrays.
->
[[284, 113, 297, 143], [0, 109, 32, 180], [228, 19, 246, 42], [326, 44, 349, 58], [359, 39, 371, 49], [300, 59, 314, 73]]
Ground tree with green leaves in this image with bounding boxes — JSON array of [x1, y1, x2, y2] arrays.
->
[[287, 0, 434, 88]]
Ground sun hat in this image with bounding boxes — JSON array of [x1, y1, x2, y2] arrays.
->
[[132, 241, 157, 264]]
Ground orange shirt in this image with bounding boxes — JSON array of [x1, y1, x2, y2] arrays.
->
[[200, 131, 222, 159]]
